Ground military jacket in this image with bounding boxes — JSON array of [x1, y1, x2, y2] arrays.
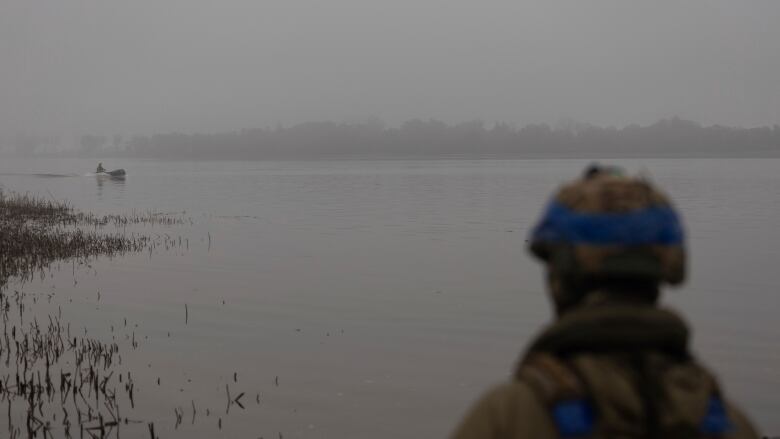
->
[[451, 302, 759, 439]]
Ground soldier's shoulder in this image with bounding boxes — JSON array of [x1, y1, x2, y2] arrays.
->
[[726, 401, 761, 438]]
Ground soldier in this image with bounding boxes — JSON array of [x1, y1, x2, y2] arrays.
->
[[451, 164, 759, 438]]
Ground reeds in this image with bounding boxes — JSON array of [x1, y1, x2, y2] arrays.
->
[[1, 190, 266, 438], [0, 290, 142, 438], [0, 190, 188, 437], [0, 190, 185, 288]]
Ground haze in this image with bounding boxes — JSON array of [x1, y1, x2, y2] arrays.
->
[[2, 1, 779, 139]]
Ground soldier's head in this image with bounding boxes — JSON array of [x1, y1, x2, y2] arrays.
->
[[528, 164, 686, 315]]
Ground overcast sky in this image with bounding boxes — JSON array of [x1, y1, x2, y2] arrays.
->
[[1, 1, 778, 136]]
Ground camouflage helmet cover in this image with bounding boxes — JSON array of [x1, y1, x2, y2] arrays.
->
[[528, 165, 686, 285]]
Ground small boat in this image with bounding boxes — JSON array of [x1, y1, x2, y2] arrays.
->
[[96, 169, 126, 178]]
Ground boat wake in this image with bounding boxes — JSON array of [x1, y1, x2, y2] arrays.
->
[[0, 172, 80, 178]]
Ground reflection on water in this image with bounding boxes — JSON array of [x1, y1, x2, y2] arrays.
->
[[95, 173, 126, 200]]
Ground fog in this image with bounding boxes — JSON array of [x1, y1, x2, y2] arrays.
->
[[2, 1, 779, 142]]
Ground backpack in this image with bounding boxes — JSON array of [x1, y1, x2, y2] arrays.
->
[[516, 352, 734, 438]]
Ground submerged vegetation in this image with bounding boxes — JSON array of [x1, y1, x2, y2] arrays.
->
[[0, 190, 169, 437], [0, 289, 131, 438], [1, 189, 271, 438], [0, 190, 183, 288], [0, 190, 186, 437]]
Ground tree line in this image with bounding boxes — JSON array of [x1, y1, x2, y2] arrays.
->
[[116, 118, 780, 159], [6, 117, 780, 158]]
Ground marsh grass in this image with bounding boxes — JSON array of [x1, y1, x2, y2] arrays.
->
[[1, 190, 185, 288], [0, 190, 205, 438]]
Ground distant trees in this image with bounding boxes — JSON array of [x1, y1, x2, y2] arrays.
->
[[99, 117, 780, 159]]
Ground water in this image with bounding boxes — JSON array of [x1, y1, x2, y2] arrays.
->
[[1, 157, 779, 436]]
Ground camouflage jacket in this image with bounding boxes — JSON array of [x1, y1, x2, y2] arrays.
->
[[451, 302, 759, 438]]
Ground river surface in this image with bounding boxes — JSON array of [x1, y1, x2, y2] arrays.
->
[[1, 157, 778, 437]]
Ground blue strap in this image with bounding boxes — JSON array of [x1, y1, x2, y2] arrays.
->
[[552, 399, 595, 437], [531, 201, 684, 246], [551, 386, 733, 437], [700, 396, 734, 435]]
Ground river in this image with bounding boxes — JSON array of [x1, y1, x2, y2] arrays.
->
[[1, 157, 778, 437]]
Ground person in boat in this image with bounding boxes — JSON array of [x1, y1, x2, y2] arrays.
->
[[96, 163, 105, 173], [451, 164, 758, 438]]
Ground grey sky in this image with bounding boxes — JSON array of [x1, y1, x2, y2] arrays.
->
[[1, 1, 779, 137]]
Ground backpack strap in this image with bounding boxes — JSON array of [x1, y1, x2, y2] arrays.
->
[[696, 369, 734, 437], [700, 395, 734, 436], [518, 353, 736, 438], [516, 353, 595, 438]]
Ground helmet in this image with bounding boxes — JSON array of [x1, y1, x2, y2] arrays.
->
[[528, 164, 686, 286]]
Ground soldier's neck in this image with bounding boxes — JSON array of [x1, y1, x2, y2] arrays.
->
[[579, 283, 660, 308]]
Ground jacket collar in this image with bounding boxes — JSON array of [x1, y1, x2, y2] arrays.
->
[[525, 300, 690, 359]]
